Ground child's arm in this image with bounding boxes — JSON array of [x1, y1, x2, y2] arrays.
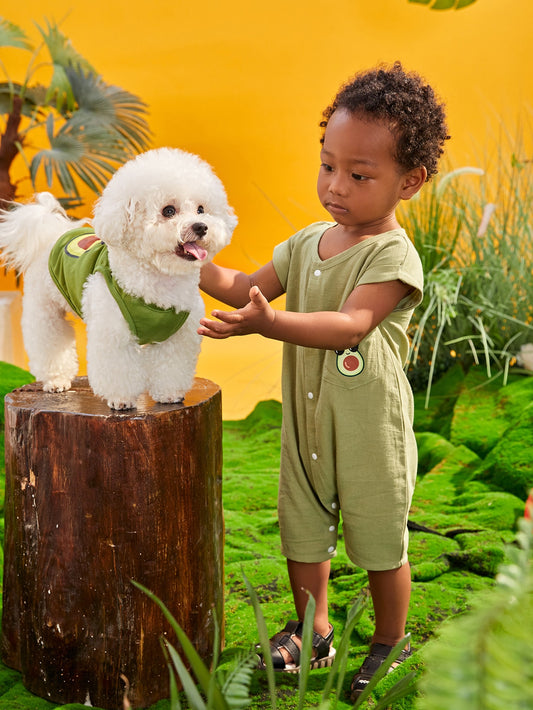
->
[[199, 261, 284, 309], [198, 279, 411, 350]]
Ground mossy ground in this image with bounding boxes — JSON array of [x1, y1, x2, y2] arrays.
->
[[0, 362, 531, 709]]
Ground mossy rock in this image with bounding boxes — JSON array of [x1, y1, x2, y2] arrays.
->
[[409, 571, 493, 643], [409, 532, 458, 581], [446, 529, 509, 577], [472, 403, 533, 500], [224, 399, 282, 435], [0, 681, 56, 709], [411, 444, 482, 516], [411, 449, 522, 534], [416, 432, 457, 476], [450, 489, 524, 531], [413, 363, 466, 438], [451, 369, 533, 457]]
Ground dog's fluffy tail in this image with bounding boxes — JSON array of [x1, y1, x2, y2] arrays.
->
[[0, 192, 86, 273]]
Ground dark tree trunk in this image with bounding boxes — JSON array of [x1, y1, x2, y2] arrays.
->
[[0, 95, 23, 206], [1, 377, 224, 710]]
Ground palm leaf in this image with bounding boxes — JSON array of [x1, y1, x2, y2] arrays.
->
[[0, 82, 47, 118], [0, 17, 33, 50], [64, 67, 151, 153], [407, 0, 477, 7], [35, 18, 95, 112], [30, 111, 141, 196]]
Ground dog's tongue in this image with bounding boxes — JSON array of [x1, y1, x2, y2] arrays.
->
[[183, 242, 208, 261]]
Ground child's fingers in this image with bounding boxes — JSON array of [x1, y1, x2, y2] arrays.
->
[[209, 310, 244, 324], [197, 313, 244, 339], [249, 285, 266, 304]]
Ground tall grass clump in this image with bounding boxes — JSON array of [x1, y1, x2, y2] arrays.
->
[[402, 120, 533, 403], [134, 576, 418, 710]]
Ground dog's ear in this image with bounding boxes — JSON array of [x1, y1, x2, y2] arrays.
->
[[93, 197, 140, 246], [225, 206, 238, 235]]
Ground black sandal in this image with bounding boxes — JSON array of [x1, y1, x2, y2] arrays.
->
[[256, 620, 335, 673], [349, 642, 412, 701]]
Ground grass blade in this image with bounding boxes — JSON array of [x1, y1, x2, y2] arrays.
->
[[297, 592, 316, 710], [164, 640, 207, 710], [242, 570, 277, 710], [131, 580, 228, 710], [321, 592, 368, 705], [351, 634, 411, 708]]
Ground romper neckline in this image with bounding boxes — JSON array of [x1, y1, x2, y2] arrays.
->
[[315, 223, 407, 265]]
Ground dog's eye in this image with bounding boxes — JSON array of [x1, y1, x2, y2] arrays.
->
[[197, 205, 204, 214], [162, 205, 176, 218]]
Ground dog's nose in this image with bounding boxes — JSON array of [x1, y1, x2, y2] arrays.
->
[[192, 222, 208, 238]]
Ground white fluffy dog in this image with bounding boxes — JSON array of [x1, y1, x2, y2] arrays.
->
[[0, 148, 237, 409]]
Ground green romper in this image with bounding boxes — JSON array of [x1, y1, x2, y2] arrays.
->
[[272, 222, 423, 571]]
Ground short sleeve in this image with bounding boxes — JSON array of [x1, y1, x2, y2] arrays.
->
[[272, 238, 291, 290], [357, 235, 423, 310]]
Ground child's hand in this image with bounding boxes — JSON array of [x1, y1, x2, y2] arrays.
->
[[198, 285, 275, 339]]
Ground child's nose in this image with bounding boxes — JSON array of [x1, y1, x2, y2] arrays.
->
[[329, 172, 349, 195]]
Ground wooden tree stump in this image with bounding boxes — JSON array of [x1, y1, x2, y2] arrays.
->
[[1, 377, 224, 710]]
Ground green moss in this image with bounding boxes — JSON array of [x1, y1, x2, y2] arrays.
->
[[0, 682, 56, 709], [410, 444, 482, 519], [416, 432, 458, 476], [409, 532, 458, 581], [450, 529, 511, 577], [472, 403, 533, 499], [0, 362, 34, 428], [413, 363, 466, 437], [451, 369, 533, 457], [0, 365, 530, 710]]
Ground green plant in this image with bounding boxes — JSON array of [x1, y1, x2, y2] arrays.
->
[[133, 580, 257, 710], [134, 574, 418, 710], [403, 128, 533, 400], [0, 16, 151, 207], [408, 0, 478, 9], [416, 516, 533, 709]]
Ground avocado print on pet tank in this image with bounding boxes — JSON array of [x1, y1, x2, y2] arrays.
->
[[335, 347, 364, 377]]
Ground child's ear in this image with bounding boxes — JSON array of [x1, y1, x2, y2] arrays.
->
[[400, 166, 427, 200]]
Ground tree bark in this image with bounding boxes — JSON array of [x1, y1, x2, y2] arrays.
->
[[0, 95, 23, 205], [1, 377, 224, 709]]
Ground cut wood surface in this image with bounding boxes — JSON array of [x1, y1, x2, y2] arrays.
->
[[1, 377, 223, 710]]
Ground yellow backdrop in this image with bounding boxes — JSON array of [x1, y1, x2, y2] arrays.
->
[[1, 0, 531, 418]]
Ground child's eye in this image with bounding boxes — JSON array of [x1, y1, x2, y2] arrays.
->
[[321, 162, 333, 172], [352, 173, 368, 181]]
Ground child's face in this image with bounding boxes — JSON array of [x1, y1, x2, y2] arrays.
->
[[317, 109, 419, 236]]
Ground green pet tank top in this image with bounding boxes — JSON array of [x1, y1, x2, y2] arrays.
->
[[48, 227, 190, 345]]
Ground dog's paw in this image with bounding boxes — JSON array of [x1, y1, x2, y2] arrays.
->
[[107, 399, 137, 411], [153, 394, 185, 405], [43, 379, 72, 393]]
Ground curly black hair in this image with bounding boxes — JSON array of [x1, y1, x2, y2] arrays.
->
[[320, 62, 450, 181]]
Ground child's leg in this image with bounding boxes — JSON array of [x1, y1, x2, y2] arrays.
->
[[287, 559, 331, 636], [260, 559, 332, 669], [367, 562, 411, 646], [350, 562, 412, 701]]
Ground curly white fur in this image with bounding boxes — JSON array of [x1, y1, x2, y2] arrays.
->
[[0, 148, 237, 409]]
